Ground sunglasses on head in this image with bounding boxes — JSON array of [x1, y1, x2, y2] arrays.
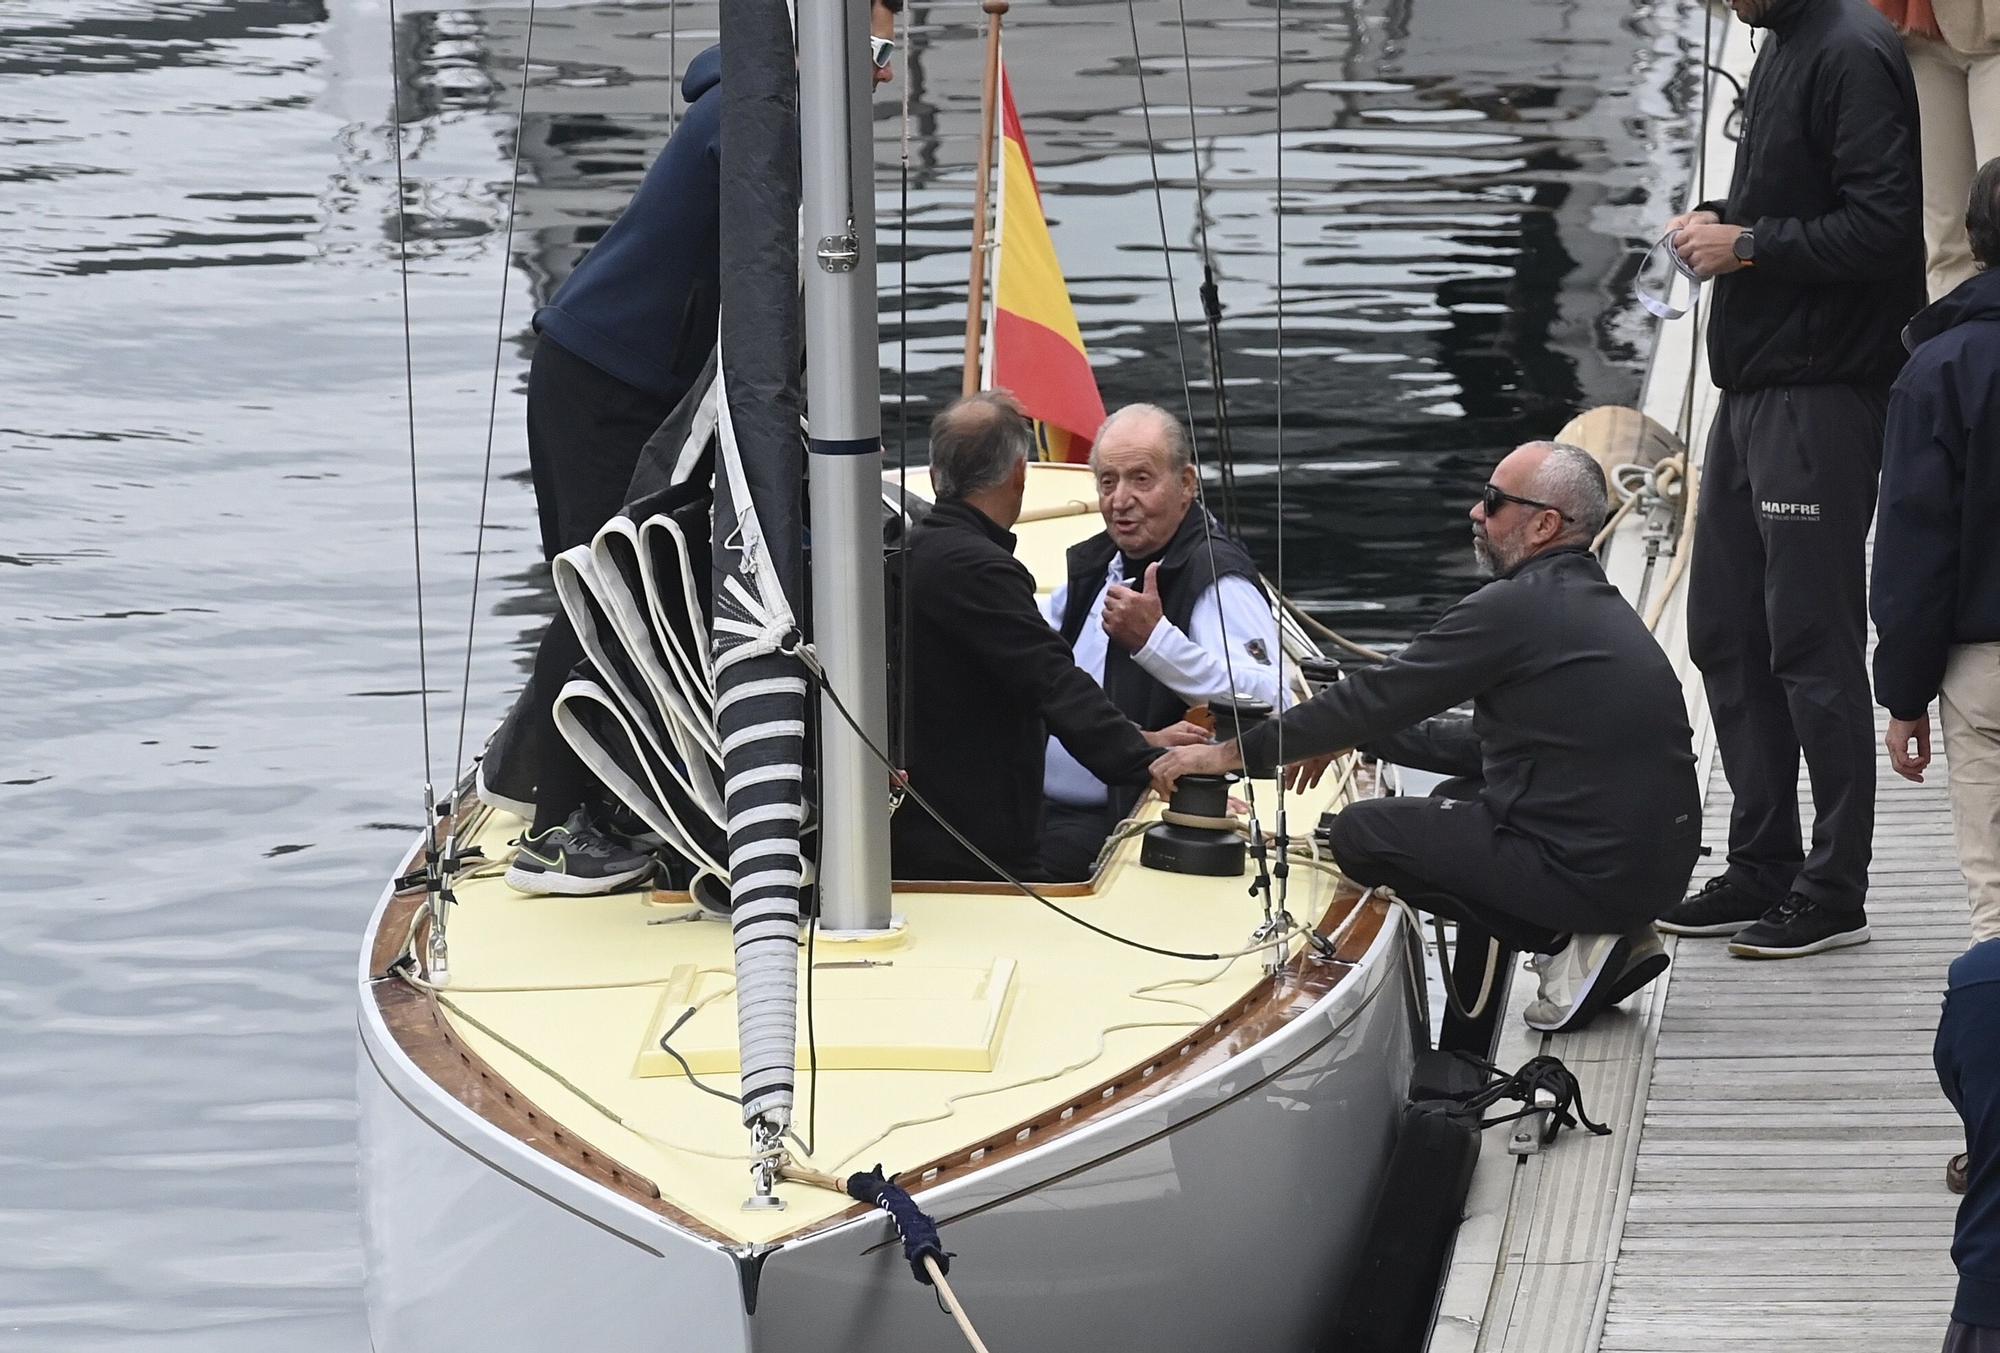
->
[[869, 34, 895, 69], [1480, 482, 1572, 522]]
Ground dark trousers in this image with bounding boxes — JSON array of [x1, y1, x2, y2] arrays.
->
[[1944, 1321, 2000, 1352], [1327, 779, 1680, 954], [517, 338, 674, 833], [1039, 800, 1118, 882], [1688, 384, 1884, 913]]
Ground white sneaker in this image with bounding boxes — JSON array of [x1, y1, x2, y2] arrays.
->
[[1523, 932, 1633, 1033]]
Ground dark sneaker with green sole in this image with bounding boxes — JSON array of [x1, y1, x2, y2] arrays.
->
[[1655, 875, 1773, 937], [505, 808, 655, 896], [1728, 893, 1870, 959]]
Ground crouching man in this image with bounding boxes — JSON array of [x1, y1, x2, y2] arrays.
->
[[1152, 441, 1702, 1033]]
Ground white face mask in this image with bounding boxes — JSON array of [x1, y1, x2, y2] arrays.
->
[[1634, 232, 1703, 321]]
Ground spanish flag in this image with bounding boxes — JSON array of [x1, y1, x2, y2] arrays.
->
[[987, 65, 1106, 464]]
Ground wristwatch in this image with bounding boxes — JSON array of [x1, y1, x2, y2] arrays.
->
[[1732, 228, 1757, 266]]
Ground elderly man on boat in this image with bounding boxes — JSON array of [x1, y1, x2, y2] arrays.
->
[[1153, 441, 1703, 1034], [1036, 403, 1289, 881]]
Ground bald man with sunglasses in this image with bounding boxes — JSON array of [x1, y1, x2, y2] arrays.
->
[[1153, 442, 1702, 1034]]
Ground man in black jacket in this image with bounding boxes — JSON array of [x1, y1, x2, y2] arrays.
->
[[1874, 158, 2000, 950], [892, 393, 1200, 882], [1152, 443, 1703, 1033], [1657, 0, 1926, 957]]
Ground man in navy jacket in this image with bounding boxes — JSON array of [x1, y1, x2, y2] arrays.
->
[[1937, 937, 2000, 1351], [1874, 158, 2000, 950], [488, 6, 903, 894]]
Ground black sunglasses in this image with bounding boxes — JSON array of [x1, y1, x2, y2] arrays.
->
[[1480, 482, 1572, 522], [869, 35, 895, 70]]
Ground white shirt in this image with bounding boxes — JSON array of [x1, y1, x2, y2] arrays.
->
[[1039, 559, 1289, 808]]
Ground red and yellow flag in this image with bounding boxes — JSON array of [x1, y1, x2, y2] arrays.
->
[[989, 66, 1106, 464]]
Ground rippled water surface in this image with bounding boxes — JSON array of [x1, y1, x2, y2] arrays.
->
[[1, 1, 1700, 1345]]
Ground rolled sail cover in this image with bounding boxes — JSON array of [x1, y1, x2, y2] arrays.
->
[[714, 0, 807, 1132]]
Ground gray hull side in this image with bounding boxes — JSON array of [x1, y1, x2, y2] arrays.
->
[[749, 931, 1422, 1352]]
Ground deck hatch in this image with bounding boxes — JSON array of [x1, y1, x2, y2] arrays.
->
[[634, 959, 1017, 1077]]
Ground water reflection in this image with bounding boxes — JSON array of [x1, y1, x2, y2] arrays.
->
[[0, 0, 1698, 1346]]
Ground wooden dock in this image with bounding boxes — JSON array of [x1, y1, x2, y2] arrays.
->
[[1429, 10, 1964, 1347], [1433, 739, 1966, 1353]]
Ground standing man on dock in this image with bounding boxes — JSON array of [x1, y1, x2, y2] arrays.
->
[[1874, 158, 2000, 950], [1656, 0, 1926, 958]]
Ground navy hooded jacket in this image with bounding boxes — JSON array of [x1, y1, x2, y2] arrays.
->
[[532, 46, 722, 403], [1871, 266, 2000, 720], [1937, 937, 2000, 1328]]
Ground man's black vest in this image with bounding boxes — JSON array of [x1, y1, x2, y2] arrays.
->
[[1058, 506, 1262, 737]]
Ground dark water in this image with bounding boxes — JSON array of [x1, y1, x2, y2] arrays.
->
[[0, 1, 1697, 1346]]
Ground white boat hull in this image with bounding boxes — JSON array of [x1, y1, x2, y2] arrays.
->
[[358, 908, 1424, 1352]]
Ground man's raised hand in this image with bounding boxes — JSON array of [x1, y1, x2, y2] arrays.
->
[[1102, 561, 1165, 651]]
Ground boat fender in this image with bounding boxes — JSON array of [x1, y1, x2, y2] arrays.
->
[[844, 1167, 952, 1286]]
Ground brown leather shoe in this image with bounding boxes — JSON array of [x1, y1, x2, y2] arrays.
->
[[1949, 1152, 1969, 1195]]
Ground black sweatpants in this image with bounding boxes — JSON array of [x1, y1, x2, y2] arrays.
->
[[519, 338, 675, 833], [1327, 782, 1682, 954], [1039, 800, 1118, 882], [1687, 383, 1885, 913]]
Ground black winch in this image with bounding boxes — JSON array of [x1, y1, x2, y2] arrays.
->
[[1141, 773, 1245, 876]]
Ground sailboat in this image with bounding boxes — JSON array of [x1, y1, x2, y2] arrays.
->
[[356, 3, 1431, 1349]]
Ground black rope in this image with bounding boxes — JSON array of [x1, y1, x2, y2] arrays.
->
[[386, 0, 436, 797], [845, 1166, 953, 1285], [1450, 1053, 1612, 1138], [449, 0, 538, 793], [656, 1006, 745, 1107]]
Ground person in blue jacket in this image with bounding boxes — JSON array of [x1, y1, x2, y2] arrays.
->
[[487, 5, 903, 895], [1937, 937, 2000, 1351], [1874, 157, 2000, 951]]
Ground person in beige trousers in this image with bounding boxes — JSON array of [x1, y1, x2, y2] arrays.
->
[[1871, 0, 2000, 297]]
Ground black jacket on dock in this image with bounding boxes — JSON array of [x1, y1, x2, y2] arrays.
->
[[1238, 548, 1700, 888], [1699, 0, 1924, 393], [891, 498, 1160, 881], [1937, 937, 2000, 1329], [1872, 268, 2000, 721]]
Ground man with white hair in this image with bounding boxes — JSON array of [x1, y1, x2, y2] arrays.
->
[[1037, 403, 1289, 881], [1152, 442, 1702, 1034], [891, 393, 1205, 883]]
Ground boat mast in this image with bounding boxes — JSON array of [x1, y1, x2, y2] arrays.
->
[[960, 0, 1008, 393], [800, 0, 894, 935]]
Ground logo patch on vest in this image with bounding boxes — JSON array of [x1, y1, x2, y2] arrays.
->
[[1243, 638, 1272, 666]]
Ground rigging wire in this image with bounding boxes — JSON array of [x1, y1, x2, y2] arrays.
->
[[1268, 0, 1290, 935], [449, 0, 539, 792], [1119, 0, 1266, 860], [1675, 0, 1717, 449], [386, 0, 436, 797], [800, 641, 1308, 965], [1169, 0, 1242, 537]]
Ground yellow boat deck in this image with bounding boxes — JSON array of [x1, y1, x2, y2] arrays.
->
[[379, 460, 1368, 1248]]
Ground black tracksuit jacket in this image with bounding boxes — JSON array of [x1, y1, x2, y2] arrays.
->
[[1238, 549, 1701, 890], [891, 498, 1159, 881], [1699, 0, 1925, 392], [1872, 268, 2000, 720]]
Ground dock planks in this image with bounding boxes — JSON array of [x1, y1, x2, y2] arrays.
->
[[1438, 735, 1969, 1353]]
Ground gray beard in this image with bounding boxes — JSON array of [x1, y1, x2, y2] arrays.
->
[[1473, 534, 1498, 577]]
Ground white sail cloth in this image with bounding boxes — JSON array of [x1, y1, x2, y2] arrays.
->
[[551, 350, 811, 1131]]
